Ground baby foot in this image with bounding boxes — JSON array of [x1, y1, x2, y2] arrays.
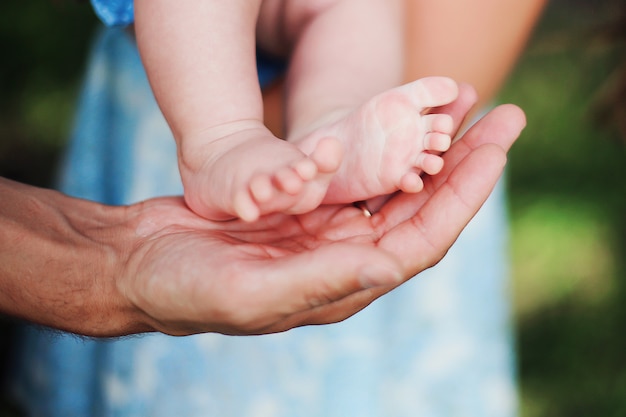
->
[[181, 124, 342, 222], [239, 136, 343, 220], [293, 76, 461, 203]]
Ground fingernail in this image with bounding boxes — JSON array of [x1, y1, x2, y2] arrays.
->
[[358, 264, 403, 289]]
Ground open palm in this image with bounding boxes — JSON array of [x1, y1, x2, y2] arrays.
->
[[118, 90, 526, 336]]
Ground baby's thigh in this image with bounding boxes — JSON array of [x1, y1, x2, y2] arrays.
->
[[257, 0, 341, 51]]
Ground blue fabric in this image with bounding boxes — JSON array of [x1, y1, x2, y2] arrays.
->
[[9, 27, 518, 417], [90, 0, 133, 27], [257, 49, 288, 87]]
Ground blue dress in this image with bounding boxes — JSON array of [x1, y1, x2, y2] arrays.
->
[[9, 5, 518, 416]]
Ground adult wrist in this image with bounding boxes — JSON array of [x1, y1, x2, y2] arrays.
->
[[0, 178, 151, 337]]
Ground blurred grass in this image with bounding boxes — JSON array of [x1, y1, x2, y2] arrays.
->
[[0, 0, 96, 187], [1, 1, 625, 417], [500, 0, 626, 416]]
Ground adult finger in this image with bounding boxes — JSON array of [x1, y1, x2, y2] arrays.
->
[[431, 103, 526, 189], [230, 243, 403, 334], [378, 143, 507, 277], [376, 103, 525, 227], [270, 284, 392, 333]]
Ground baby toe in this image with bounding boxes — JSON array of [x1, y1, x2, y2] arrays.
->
[[424, 132, 452, 152], [417, 153, 445, 175], [234, 190, 261, 223], [275, 166, 304, 195], [399, 171, 425, 193], [310, 136, 343, 174], [409, 76, 459, 109], [292, 158, 318, 181], [250, 174, 274, 203], [423, 113, 454, 134]]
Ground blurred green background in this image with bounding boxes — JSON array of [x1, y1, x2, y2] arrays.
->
[[502, 1, 626, 416], [0, 1, 624, 416]]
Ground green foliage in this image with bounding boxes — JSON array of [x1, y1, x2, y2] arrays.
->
[[500, 1, 626, 416], [0, 0, 97, 187]]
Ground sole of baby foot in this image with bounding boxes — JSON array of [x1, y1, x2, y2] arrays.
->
[[343, 78, 458, 200]]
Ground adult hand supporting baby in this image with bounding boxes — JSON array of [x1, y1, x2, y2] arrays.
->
[[0, 86, 525, 337]]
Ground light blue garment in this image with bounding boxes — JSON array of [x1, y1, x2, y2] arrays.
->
[[10, 27, 518, 417], [90, 0, 133, 27]]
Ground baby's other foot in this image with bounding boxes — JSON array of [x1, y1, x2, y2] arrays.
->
[[234, 136, 342, 221], [294, 76, 462, 203], [182, 124, 343, 222]]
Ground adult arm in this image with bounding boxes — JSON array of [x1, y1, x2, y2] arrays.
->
[[0, 178, 145, 336], [404, 0, 547, 110]]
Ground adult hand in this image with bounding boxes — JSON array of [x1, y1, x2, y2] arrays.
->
[[118, 87, 525, 336], [0, 86, 525, 337]]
